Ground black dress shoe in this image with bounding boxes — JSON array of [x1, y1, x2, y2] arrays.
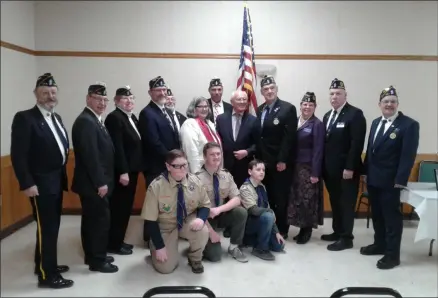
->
[[38, 275, 74, 289], [122, 242, 134, 250], [327, 239, 353, 251], [34, 265, 69, 275], [84, 256, 114, 265], [297, 229, 312, 245], [360, 244, 385, 256], [293, 229, 304, 241], [377, 256, 400, 270], [107, 247, 133, 255], [89, 262, 119, 273], [321, 233, 340, 242]]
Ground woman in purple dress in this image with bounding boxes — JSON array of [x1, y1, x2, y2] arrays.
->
[[287, 92, 325, 244]]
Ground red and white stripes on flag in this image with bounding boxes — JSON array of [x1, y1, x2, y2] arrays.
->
[[236, 2, 258, 114]]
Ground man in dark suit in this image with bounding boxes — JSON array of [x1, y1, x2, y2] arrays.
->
[[362, 86, 419, 269], [206, 78, 233, 124], [71, 82, 118, 273], [165, 88, 187, 131], [216, 90, 260, 188], [10, 73, 73, 289], [322, 78, 367, 251], [104, 86, 143, 255], [138, 76, 181, 244], [256, 75, 298, 238]]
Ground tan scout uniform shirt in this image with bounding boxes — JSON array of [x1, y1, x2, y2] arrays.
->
[[239, 178, 279, 234], [195, 167, 240, 207], [239, 178, 271, 210], [141, 173, 210, 231]]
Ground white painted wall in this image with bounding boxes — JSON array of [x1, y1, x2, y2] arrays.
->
[[1, 1, 36, 155], [1, 1, 437, 154]]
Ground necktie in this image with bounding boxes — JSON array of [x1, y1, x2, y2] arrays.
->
[[262, 106, 270, 127], [327, 110, 338, 132], [213, 104, 220, 121], [213, 174, 220, 207], [162, 108, 175, 131], [50, 113, 68, 152], [176, 183, 187, 230], [256, 185, 269, 208], [374, 119, 388, 146], [234, 114, 241, 140]]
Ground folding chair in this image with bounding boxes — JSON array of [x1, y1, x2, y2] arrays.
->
[[143, 286, 216, 298], [355, 176, 371, 228], [330, 287, 402, 298]]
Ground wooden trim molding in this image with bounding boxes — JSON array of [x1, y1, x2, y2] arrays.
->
[[2, 40, 437, 61], [1, 152, 437, 238]]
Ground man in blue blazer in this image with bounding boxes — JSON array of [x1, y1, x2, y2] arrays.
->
[[362, 86, 420, 270], [138, 76, 181, 244], [216, 90, 260, 188]]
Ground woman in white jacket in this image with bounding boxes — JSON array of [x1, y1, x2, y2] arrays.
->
[[180, 96, 222, 173]]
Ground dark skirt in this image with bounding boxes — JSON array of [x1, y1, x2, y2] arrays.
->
[[287, 163, 324, 228]]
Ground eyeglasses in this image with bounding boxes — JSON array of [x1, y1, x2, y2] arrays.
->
[[196, 105, 209, 109], [91, 96, 109, 103], [381, 99, 398, 104], [169, 163, 188, 169]]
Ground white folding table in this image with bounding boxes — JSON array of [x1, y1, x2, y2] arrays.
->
[[400, 182, 437, 256]]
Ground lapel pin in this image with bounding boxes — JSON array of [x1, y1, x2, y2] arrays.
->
[[273, 118, 280, 125], [390, 132, 397, 139]]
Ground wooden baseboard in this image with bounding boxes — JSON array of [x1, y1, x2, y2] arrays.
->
[[0, 215, 33, 240]]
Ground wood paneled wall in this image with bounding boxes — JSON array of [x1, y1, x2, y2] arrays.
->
[[1, 152, 436, 235]]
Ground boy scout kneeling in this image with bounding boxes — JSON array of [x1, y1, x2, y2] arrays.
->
[[141, 149, 210, 274], [240, 160, 286, 261], [196, 142, 248, 263]]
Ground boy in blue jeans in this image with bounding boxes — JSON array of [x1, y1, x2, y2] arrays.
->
[[239, 160, 286, 260]]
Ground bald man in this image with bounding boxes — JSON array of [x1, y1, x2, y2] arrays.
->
[[216, 90, 260, 188]]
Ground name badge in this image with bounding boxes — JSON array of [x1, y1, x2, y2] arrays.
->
[[336, 122, 345, 128], [303, 127, 312, 133]]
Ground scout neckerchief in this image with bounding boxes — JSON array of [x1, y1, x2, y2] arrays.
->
[[244, 178, 269, 208], [202, 166, 221, 207], [161, 171, 187, 230]]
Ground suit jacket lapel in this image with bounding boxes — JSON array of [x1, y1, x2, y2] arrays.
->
[[326, 103, 349, 138], [116, 108, 141, 140], [373, 116, 400, 151], [32, 106, 59, 145], [369, 119, 378, 148], [297, 116, 313, 132]]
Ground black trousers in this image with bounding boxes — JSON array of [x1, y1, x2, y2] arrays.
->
[[31, 192, 63, 280], [143, 172, 161, 241], [324, 176, 360, 240], [107, 172, 139, 250], [367, 185, 403, 260], [263, 166, 292, 235], [80, 193, 110, 266]]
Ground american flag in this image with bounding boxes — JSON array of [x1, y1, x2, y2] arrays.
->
[[236, 2, 258, 114]]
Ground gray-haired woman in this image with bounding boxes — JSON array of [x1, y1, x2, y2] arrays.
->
[[180, 96, 222, 173]]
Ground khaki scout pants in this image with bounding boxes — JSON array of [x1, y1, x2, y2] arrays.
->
[[149, 214, 209, 274]]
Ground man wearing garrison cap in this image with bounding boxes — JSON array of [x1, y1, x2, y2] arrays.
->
[[206, 77, 233, 124], [138, 76, 181, 245], [361, 86, 419, 270], [321, 78, 367, 252], [165, 87, 187, 131], [71, 82, 119, 273], [104, 86, 143, 256], [256, 75, 298, 239], [10, 73, 73, 289]]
